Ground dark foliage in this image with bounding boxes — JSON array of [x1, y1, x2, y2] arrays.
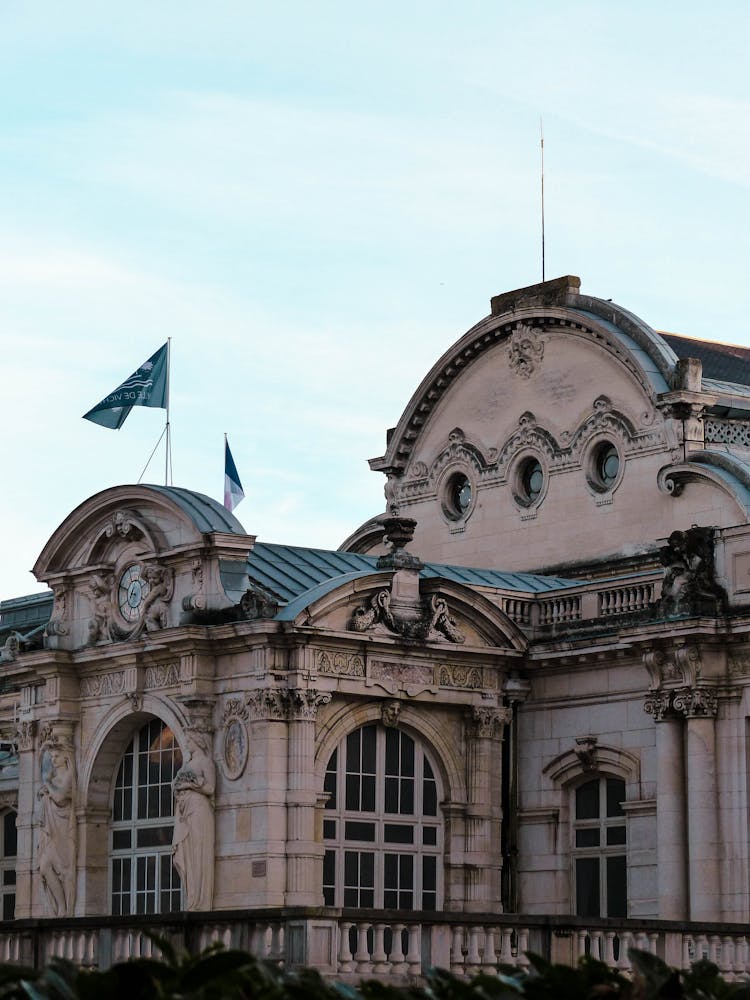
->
[[0, 941, 747, 1000]]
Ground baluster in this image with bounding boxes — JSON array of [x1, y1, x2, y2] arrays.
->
[[516, 929, 530, 970], [736, 936, 749, 975], [337, 921, 354, 974], [450, 926, 464, 973], [577, 931, 588, 959], [498, 927, 513, 964], [682, 935, 692, 969], [389, 923, 407, 975], [271, 923, 284, 964], [482, 927, 497, 971], [590, 931, 602, 961], [371, 924, 388, 974], [603, 931, 616, 967], [406, 925, 421, 977], [617, 932, 633, 972], [354, 922, 372, 974], [697, 935, 709, 962], [648, 932, 658, 956], [465, 925, 482, 974], [709, 935, 721, 966]]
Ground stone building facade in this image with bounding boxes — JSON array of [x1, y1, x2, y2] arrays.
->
[[3, 274, 750, 972]]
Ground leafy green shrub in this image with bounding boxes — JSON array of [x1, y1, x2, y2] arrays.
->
[[1, 939, 749, 1000]]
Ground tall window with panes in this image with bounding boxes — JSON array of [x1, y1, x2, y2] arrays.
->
[[573, 776, 627, 918], [0, 812, 16, 920], [111, 720, 183, 915], [322, 724, 442, 910]]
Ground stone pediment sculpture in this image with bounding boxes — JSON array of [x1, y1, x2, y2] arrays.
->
[[352, 588, 465, 643], [658, 526, 727, 618]]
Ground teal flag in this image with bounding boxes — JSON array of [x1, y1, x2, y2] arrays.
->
[[83, 343, 169, 429]]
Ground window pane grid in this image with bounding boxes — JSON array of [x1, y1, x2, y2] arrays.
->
[[325, 725, 442, 910], [111, 721, 183, 915], [573, 777, 626, 919]]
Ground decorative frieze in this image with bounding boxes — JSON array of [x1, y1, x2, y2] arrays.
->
[[80, 671, 126, 698], [368, 659, 434, 695], [437, 664, 484, 689], [144, 662, 180, 689], [317, 650, 365, 677]]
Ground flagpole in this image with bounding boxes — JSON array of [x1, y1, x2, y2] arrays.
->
[[165, 337, 172, 486]]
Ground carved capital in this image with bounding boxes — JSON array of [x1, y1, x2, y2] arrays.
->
[[467, 706, 511, 739], [672, 685, 718, 719], [246, 689, 289, 721], [15, 720, 36, 752], [222, 697, 249, 725], [643, 691, 674, 722], [288, 689, 332, 721]]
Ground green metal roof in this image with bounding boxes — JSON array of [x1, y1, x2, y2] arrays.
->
[[247, 542, 577, 606]]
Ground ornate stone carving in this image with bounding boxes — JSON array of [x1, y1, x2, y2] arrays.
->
[[368, 659, 434, 695], [508, 323, 544, 378], [574, 736, 598, 771], [37, 728, 76, 916], [172, 729, 215, 911], [144, 662, 180, 689], [467, 706, 511, 739], [221, 699, 249, 780], [239, 587, 279, 621], [351, 588, 465, 644], [80, 671, 126, 698], [438, 664, 484, 689], [381, 700, 401, 728], [45, 586, 69, 638], [15, 720, 36, 752], [318, 650, 365, 677], [246, 689, 289, 721], [86, 572, 114, 645], [658, 527, 727, 618], [141, 563, 174, 632], [643, 691, 673, 722], [0, 634, 19, 664], [125, 692, 143, 713], [672, 686, 718, 718], [288, 689, 332, 721]]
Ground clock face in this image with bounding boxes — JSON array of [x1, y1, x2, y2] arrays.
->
[[118, 565, 150, 623]]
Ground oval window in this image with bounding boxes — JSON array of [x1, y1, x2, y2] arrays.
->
[[520, 459, 544, 504], [444, 473, 472, 520], [593, 443, 620, 491]]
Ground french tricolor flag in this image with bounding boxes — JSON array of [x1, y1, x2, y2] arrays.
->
[[224, 437, 245, 512]]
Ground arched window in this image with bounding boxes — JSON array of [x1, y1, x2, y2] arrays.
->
[[322, 723, 442, 910], [0, 812, 16, 920], [573, 776, 626, 918], [110, 720, 183, 915]]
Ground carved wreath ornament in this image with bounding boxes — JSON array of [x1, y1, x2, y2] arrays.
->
[[351, 589, 465, 644]]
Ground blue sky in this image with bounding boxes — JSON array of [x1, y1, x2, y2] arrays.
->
[[2, 1, 749, 598]]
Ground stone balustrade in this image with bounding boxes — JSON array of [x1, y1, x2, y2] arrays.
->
[[1, 911, 749, 981]]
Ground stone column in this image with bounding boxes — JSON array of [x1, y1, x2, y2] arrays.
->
[[645, 691, 687, 920], [285, 689, 331, 906], [673, 686, 720, 922], [463, 706, 511, 911], [13, 720, 36, 919]]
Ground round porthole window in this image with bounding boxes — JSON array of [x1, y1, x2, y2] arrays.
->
[[444, 473, 473, 520], [591, 442, 620, 492], [520, 458, 544, 505]]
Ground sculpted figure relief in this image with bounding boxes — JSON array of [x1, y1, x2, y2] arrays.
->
[[141, 564, 174, 632], [658, 527, 727, 618], [172, 730, 215, 911], [37, 736, 76, 916], [87, 573, 113, 644]]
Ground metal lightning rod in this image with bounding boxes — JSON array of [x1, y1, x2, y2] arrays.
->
[[540, 116, 545, 283]]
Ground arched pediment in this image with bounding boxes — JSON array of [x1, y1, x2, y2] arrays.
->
[[370, 277, 674, 478], [285, 571, 527, 651], [33, 485, 255, 651]]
